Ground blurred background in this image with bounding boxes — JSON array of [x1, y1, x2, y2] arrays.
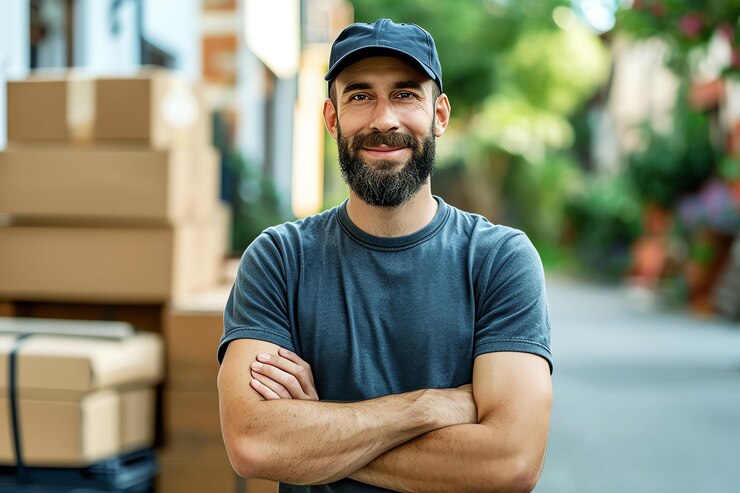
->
[[0, 1, 739, 492]]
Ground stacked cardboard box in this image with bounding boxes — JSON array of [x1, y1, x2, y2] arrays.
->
[[0, 69, 226, 302], [1, 69, 237, 489], [0, 324, 163, 467], [158, 286, 278, 493]]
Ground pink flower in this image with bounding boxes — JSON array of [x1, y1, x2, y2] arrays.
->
[[679, 13, 703, 39]]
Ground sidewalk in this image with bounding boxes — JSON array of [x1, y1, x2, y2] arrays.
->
[[535, 276, 740, 493]]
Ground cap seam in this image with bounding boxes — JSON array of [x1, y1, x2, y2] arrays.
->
[[376, 19, 385, 45], [425, 32, 432, 66]]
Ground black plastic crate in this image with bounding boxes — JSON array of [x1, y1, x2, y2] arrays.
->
[[0, 479, 153, 492], [0, 449, 157, 492]]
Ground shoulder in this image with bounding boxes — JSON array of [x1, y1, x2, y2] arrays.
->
[[251, 205, 341, 253], [441, 204, 543, 290], [443, 203, 535, 264], [236, 205, 341, 276]]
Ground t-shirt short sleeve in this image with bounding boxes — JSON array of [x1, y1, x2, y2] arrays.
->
[[217, 231, 295, 364], [473, 231, 553, 373]]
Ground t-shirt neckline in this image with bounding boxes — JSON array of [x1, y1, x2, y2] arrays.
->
[[336, 196, 450, 251]]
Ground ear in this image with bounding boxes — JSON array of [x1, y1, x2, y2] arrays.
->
[[323, 98, 338, 141], [433, 93, 451, 137]]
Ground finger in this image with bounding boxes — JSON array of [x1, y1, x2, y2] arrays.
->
[[252, 361, 306, 399], [250, 378, 281, 400], [251, 371, 292, 399], [277, 347, 305, 365], [256, 352, 313, 393], [278, 348, 316, 385]]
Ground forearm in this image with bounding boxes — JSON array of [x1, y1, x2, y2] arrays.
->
[[223, 389, 448, 485], [349, 423, 540, 493]]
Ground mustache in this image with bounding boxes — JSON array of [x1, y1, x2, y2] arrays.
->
[[351, 132, 418, 151]]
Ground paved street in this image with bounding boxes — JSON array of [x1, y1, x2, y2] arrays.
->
[[535, 276, 740, 493]]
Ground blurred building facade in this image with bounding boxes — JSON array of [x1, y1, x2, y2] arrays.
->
[[0, 0, 351, 228]]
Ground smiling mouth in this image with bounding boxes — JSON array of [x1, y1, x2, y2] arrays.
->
[[361, 146, 410, 158]]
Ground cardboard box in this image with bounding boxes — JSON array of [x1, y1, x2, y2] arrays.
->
[[0, 387, 155, 467], [0, 216, 227, 302], [0, 331, 163, 466], [164, 390, 221, 443], [164, 285, 231, 390], [11, 301, 164, 334], [7, 70, 204, 149], [157, 451, 278, 493], [0, 301, 13, 317], [0, 147, 221, 224], [157, 457, 279, 493], [158, 391, 277, 493], [0, 331, 162, 393]]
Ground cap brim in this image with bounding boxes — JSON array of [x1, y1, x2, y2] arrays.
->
[[325, 46, 437, 85]]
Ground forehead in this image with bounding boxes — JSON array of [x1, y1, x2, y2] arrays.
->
[[335, 56, 431, 88]]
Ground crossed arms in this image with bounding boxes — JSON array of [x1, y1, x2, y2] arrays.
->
[[218, 338, 552, 492]]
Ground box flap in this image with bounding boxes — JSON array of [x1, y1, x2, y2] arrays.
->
[[0, 332, 163, 393]]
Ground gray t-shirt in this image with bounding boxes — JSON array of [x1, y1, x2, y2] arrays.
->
[[218, 196, 552, 492]]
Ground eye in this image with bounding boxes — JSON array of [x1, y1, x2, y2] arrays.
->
[[349, 93, 370, 101], [396, 91, 417, 100]]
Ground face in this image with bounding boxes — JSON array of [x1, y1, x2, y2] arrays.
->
[[323, 57, 450, 208]]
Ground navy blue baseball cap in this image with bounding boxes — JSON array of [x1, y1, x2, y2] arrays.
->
[[325, 19, 443, 93]]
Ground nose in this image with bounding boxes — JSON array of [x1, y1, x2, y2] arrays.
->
[[369, 98, 399, 133]]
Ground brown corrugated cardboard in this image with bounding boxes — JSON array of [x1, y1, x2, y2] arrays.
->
[[119, 387, 156, 451], [0, 146, 221, 224], [155, 457, 245, 493], [161, 392, 225, 477], [156, 452, 278, 493], [11, 302, 164, 334], [0, 387, 156, 466], [193, 146, 222, 221], [164, 390, 221, 441], [0, 217, 227, 302], [0, 332, 163, 394], [158, 394, 279, 493], [0, 148, 189, 223], [0, 330, 161, 466], [0, 302, 13, 317], [165, 285, 230, 390], [7, 70, 204, 149], [6, 78, 70, 141]]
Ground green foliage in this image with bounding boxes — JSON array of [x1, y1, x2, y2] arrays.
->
[[228, 153, 290, 252], [499, 26, 610, 115], [564, 173, 643, 280], [502, 153, 585, 245], [616, 0, 740, 73], [627, 89, 719, 207], [349, 0, 572, 116]]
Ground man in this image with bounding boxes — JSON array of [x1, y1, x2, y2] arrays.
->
[[218, 18, 553, 493]]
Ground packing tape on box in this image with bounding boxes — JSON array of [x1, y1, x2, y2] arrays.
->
[[8, 333, 32, 475], [66, 75, 96, 143], [161, 77, 199, 130]]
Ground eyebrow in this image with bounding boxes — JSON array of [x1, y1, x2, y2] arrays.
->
[[342, 82, 372, 94], [393, 80, 424, 90], [342, 79, 425, 96]]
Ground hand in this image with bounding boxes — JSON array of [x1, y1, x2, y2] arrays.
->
[[429, 384, 478, 427], [250, 347, 319, 401]]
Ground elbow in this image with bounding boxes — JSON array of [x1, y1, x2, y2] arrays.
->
[[507, 459, 541, 493], [225, 436, 264, 479], [482, 454, 543, 493], [225, 436, 329, 486]]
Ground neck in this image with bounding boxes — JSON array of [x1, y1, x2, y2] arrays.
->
[[345, 183, 438, 238]]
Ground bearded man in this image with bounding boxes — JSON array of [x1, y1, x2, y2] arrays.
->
[[218, 19, 553, 493]]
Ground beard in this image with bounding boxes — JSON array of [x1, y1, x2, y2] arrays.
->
[[337, 123, 436, 208]]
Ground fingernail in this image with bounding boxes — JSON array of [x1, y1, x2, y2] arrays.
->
[[252, 362, 263, 370], [257, 353, 270, 362]]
